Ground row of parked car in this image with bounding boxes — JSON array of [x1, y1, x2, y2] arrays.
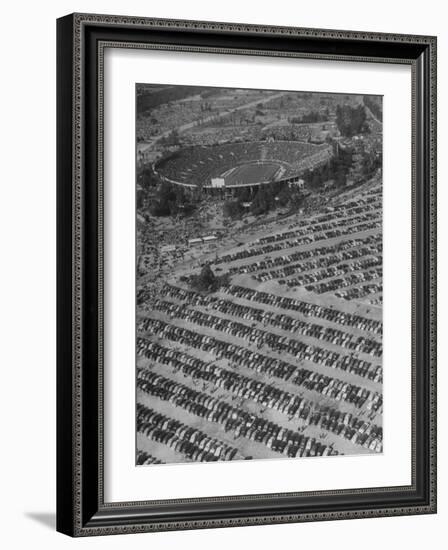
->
[[226, 235, 377, 277], [137, 339, 383, 439], [158, 283, 382, 358], [138, 317, 383, 411], [136, 450, 164, 465], [137, 403, 241, 462], [221, 284, 382, 335], [336, 283, 383, 302], [214, 219, 381, 267], [251, 235, 382, 282], [261, 256, 381, 289], [265, 194, 381, 245], [137, 369, 341, 459], [305, 267, 382, 295], [256, 209, 380, 246], [147, 299, 381, 383]]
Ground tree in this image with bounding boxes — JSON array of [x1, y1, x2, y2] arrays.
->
[[189, 265, 230, 293], [192, 180, 204, 203], [223, 200, 243, 219], [251, 186, 272, 215], [290, 110, 329, 124], [310, 170, 322, 189], [277, 185, 292, 206], [138, 165, 161, 190], [361, 149, 382, 178], [149, 181, 195, 217], [336, 104, 368, 137], [334, 165, 347, 187], [235, 186, 252, 203], [196, 264, 216, 291]]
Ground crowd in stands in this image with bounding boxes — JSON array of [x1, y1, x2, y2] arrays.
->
[[156, 141, 332, 187], [283, 147, 333, 179]]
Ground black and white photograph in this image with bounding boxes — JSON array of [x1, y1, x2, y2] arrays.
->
[[135, 84, 383, 466], [0, 0, 442, 545]]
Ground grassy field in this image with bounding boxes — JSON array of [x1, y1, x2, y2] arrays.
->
[[224, 162, 281, 185]]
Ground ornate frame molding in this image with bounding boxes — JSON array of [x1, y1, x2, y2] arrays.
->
[[57, 13, 437, 537]]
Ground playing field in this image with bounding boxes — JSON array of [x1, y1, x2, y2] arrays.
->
[[223, 162, 281, 186]]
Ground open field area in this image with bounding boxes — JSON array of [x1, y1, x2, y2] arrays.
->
[[135, 84, 383, 467], [223, 162, 281, 185]]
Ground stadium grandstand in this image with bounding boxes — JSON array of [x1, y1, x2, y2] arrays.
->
[[154, 140, 333, 193]]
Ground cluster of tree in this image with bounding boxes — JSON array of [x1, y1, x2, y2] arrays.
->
[[303, 146, 353, 189], [363, 95, 383, 122], [200, 101, 213, 112], [137, 165, 161, 190], [222, 186, 252, 219], [149, 181, 195, 217], [223, 181, 304, 220], [290, 109, 330, 124], [250, 184, 277, 216], [331, 148, 354, 187], [223, 199, 245, 219], [187, 264, 230, 293], [275, 183, 305, 210], [361, 148, 382, 179], [335, 104, 369, 137]]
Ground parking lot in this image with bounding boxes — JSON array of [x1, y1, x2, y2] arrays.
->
[[136, 178, 383, 463]]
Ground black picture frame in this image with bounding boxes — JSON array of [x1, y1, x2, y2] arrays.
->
[[57, 13, 437, 537]]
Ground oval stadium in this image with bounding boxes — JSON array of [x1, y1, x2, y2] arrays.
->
[[154, 140, 333, 191]]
